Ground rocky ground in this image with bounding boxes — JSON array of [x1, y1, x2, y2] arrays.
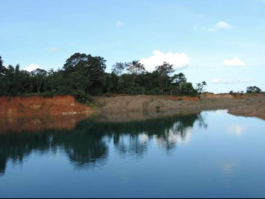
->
[[93, 94, 265, 120], [228, 96, 265, 120]]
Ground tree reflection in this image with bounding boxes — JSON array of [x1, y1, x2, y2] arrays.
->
[[0, 112, 207, 176]]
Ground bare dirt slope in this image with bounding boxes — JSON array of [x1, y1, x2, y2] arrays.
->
[[0, 96, 92, 118], [92, 95, 245, 112], [93, 94, 265, 120], [93, 95, 200, 112], [229, 96, 265, 119]]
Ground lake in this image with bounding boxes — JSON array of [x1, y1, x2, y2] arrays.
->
[[0, 110, 265, 198]]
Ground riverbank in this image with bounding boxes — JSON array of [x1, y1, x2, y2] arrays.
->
[[228, 96, 265, 119], [93, 94, 265, 120], [0, 94, 264, 121], [0, 96, 93, 118]]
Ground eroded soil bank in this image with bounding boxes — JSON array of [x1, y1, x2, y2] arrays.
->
[[0, 96, 92, 118], [0, 94, 264, 133]]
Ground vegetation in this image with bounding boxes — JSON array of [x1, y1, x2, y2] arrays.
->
[[0, 53, 206, 101], [247, 86, 262, 94]]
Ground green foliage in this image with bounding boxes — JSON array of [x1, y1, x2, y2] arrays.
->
[[0, 54, 206, 100], [247, 86, 262, 94], [196, 81, 207, 94]]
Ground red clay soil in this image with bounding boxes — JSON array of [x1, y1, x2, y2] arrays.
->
[[0, 96, 91, 118]]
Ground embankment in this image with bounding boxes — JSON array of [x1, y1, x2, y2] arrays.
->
[[228, 96, 265, 119], [0, 94, 264, 129], [92, 95, 247, 112], [0, 96, 92, 118], [93, 94, 265, 120]]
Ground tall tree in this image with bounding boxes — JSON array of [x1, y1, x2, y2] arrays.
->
[[63, 53, 106, 94], [112, 62, 125, 75], [126, 60, 146, 91], [196, 81, 207, 94], [31, 69, 47, 94], [156, 62, 175, 93], [171, 73, 187, 95], [0, 56, 5, 76]]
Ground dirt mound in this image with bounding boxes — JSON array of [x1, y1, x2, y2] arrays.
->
[[0, 96, 91, 118]]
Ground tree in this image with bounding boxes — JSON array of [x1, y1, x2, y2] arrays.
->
[[247, 86, 262, 94], [63, 53, 106, 94], [0, 56, 5, 76], [112, 62, 125, 75], [196, 81, 207, 94], [171, 73, 187, 95], [156, 62, 175, 93], [126, 60, 146, 92], [182, 82, 197, 96], [31, 69, 47, 94]]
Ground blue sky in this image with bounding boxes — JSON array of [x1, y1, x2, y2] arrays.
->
[[0, 0, 264, 93]]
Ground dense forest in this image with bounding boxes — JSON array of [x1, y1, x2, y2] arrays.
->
[[0, 53, 207, 102]]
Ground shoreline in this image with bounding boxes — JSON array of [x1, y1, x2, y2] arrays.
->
[[0, 94, 264, 121]]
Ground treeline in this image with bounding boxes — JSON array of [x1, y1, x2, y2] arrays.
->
[[0, 53, 206, 102]]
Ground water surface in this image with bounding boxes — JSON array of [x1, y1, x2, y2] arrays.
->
[[0, 110, 265, 198]]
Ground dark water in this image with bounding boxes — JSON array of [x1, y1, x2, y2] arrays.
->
[[0, 110, 265, 198]]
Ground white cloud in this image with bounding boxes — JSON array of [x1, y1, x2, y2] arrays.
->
[[116, 20, 125, 27], [212, 78, 231, 84], [23, 64, 42, 72], [263, 0, 265, 3], [227, 125, 246, 137], [209, 21, 234, 32], [212, 77, 252, 84], [140, 50, 190, 72], [224, 57, 245, 67], [236, 78, 252, 83], [47, 47, 59, 52]]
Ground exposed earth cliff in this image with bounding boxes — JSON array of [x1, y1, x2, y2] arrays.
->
[[0, 96, 92, 118]]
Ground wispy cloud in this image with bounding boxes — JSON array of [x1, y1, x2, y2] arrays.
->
[[224, 57, 245, 67], [47, 47, 59, 52], [116, 20, 126, 27], [236, 78, 252, 83], [212, 77, 252, 84], [209, 21, 235, 32], [212, 78, 231, 84]]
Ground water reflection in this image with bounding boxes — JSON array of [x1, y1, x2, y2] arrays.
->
[[0, 111, 207, 176], [227, 125, 247, 137]]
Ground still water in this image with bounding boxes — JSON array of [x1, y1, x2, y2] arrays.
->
[[0, 110, 265, 198]]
